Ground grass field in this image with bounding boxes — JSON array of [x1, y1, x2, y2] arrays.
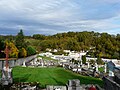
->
[[13, 66, 103, 88]]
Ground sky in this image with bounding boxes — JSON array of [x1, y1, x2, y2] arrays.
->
[[0, 0, 120, 35]]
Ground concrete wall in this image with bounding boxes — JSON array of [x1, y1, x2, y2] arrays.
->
[[0, 55, 37, 69]]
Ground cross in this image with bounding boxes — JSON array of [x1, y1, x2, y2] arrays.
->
[[5, 45, 10, 69], [1, 45, 11, 69]]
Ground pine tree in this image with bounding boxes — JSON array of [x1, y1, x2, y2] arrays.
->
[[15, 29, 26, 49]]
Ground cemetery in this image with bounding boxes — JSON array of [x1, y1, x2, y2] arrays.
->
[[0, 1, 120, 89], [0, 49, 120, 90], [0, 51, 104, 89]]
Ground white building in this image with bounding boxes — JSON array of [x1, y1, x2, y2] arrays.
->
[[68, 52, 79, 60], [86, 57, 97, 61], [39, 52, 52, 57], [63, 50, 71, 53]]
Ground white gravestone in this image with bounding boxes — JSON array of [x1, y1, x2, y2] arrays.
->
[[87, 62, 90, 69], [95, 63, 98, 72], [22, 61, 26, 67], [104, 63, 107, 73]]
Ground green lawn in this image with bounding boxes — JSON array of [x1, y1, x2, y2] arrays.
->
[[13, 66, 103, 88]]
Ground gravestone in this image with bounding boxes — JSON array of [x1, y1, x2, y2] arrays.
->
[[1, 67, 13, 85], [31, 60, 34, 65], [95, 63, 98, 72], [80, 60, 82, 66], [22, 61, 26, 67], [0, 46, 13, 86], [67, 79, 81, 90], [93, 67, 96, 77], [34, 58, 37, 65], [41, 60, 44, 67], [104, 63, 107, 73], [109, 70, 114, 76], [69, 65, 71, 69], [87, 62, 90, 69]]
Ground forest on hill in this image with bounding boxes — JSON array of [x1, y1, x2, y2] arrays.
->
[[32, 31, 120, 59], [0, 30, 120, 59]]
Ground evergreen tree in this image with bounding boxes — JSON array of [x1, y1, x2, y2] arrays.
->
[[82, 55, 86, 64], [15, 29, 26, 49]]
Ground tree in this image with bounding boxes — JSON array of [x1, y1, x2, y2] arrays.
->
[[89, 59, 95, 65], [96, 57, 104, 65], [112, 52, 119, 59], [33, 34, 45, 40], [15, 29, 26, 49], [0, 36, 5, 58], [19, 48, 27, 58], [6, 41, 19, 58], [66, 38, 80, 51], [82, 55, 86, 64], [26, 46, 36, 56]]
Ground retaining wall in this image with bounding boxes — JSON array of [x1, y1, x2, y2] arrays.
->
[[0, 55, 37, 69]]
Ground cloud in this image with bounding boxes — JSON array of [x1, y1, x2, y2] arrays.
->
[[0, 0, 120, 35]]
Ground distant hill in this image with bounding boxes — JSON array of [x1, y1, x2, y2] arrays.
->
[[0, 31, 120, 59], [29, 31, 120, 59]]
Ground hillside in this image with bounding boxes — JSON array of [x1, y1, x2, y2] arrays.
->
[[28, 31, 120, 59]]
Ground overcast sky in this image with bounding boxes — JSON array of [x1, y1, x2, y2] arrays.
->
[[0, 0, 120, 35]]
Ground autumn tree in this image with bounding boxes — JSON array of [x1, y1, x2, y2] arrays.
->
[[6, 41, 19, 58], [19, 48, 27, 58]]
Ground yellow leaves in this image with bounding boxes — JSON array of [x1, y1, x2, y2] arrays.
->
[[21, 48, 27, 57], [99, 52, 103, 57], [5, 41, 19, 58]]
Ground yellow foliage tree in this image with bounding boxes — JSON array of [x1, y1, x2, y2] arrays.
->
[[21, 48, 27, 57], [6, 41, 19, 58]]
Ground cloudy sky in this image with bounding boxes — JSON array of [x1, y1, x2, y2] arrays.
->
[[0, 0, 120, 35]]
